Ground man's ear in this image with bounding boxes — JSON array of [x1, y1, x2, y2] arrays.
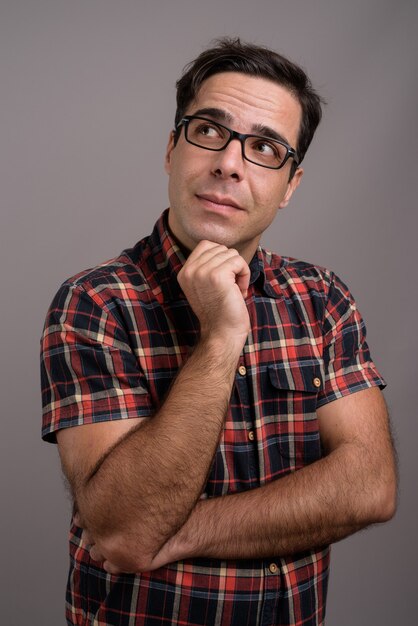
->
[[278, 167, 304, 209], [164, 131, 176, 174]]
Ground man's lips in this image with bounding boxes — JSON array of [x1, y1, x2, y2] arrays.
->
[[196, 194, 244, 211]]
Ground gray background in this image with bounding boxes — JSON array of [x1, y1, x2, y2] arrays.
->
[[1, 0, 416, 623]]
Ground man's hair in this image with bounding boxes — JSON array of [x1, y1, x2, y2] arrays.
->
[[174, 37, 324, 174]]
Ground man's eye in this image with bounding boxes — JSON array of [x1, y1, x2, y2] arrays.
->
[[196, 124, 220, 137], [253, 140, 278, 157]]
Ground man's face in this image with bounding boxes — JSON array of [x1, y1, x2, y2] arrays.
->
[[165, 72, 303, 262]]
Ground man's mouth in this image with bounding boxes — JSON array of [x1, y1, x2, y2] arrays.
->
[[196, 194, 244, 211]]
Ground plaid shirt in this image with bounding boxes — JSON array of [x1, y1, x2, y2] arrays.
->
[[41, 210, 385, 626]]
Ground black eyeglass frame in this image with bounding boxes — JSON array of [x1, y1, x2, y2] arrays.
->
[[176, 115, 300, 171]]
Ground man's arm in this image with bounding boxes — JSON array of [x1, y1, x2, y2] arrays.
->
[[146, 386, 396, 569], [57, 241, 251, 573]]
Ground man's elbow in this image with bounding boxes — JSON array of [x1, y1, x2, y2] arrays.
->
[[366, 470, 398, 524], [376, 475, 398, 522]]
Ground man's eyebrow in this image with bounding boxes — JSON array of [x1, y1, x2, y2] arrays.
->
[[251, 123, 291, 147], [190, 107, 233, 124], [189, 108, 293, 147]]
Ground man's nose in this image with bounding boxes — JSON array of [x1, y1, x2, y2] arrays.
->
[[210, 138, 245, 181]]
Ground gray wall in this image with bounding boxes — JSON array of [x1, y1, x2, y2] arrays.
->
[[1, 0, 416, 623]]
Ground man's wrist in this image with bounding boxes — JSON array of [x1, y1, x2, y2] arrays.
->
[[197, 332, 246, 363]]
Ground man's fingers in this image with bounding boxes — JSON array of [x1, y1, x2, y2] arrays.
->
[[191, 249, 243, 277], [71, 514, 133, 575], [181, 243, 234, 273], [235, 267, 250, 297], [180, 245, 249, 287], [89, 544, 105, 562], [185, 239, 223, 261], [102, 560, 127, 575]]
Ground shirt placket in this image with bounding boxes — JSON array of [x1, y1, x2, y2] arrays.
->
[[234, 354, 259, 486], [244, 292, 284, 624]]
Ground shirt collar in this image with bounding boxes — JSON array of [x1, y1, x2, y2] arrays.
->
[[248, 247, 284, 299], [147, 210, 283, 301]]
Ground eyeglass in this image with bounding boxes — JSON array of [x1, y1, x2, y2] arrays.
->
[[176, 115, 299, 170]]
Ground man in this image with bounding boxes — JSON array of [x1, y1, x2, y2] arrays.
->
[[41, 38, 397, 625]]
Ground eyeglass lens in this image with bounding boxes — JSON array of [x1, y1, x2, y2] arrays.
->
[[185, 117, 289, 168]]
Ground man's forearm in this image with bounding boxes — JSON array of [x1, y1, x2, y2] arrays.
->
[[76, 336, 241, 569], [152, 440, 395, 567]]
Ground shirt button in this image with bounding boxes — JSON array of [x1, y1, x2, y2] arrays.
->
[[269, 563, 278, 574], [238, 365, 247, 376], [248, 430, 255, 441], [313, 377, 321, 388]]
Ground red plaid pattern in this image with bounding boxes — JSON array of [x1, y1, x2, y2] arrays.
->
[[41, 210, 385, 625]]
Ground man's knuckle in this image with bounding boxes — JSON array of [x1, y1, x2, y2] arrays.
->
[[210, 271, 225, 289], [181, 267, 193, 282], [194, 267, 207, 282]]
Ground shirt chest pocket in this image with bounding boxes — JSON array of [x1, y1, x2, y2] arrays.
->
[[264, 362, 323, 473]]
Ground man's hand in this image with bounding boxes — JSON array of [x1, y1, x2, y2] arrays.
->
[[76, 514, 172, 574], [74, 513, 134, 575], [178, 240, 251, 344]]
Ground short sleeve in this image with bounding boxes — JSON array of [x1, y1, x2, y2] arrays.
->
[[316, 273, 386, 408], [40, 282, 153, 442]]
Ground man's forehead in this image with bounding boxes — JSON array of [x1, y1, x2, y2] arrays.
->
[[188, 72, 302, 144]]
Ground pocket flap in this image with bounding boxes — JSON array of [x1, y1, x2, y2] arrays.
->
[[268, 361, 323, 393]]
